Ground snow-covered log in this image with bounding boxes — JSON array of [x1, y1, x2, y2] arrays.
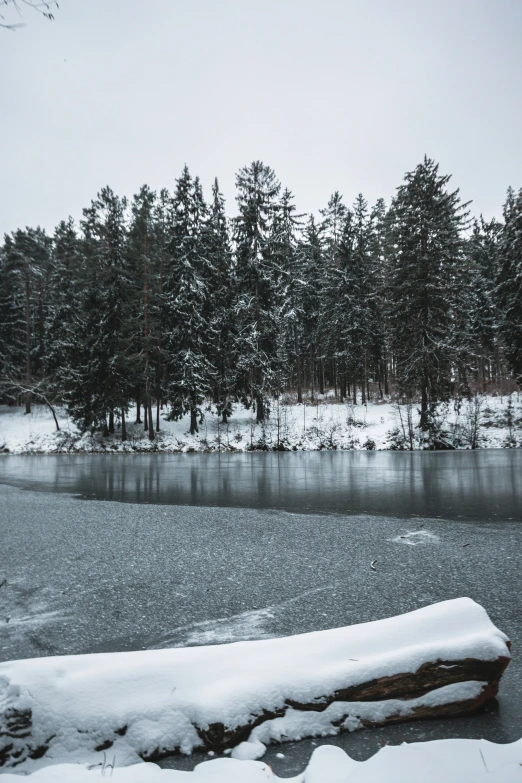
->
[[0, 598, 510, 771]]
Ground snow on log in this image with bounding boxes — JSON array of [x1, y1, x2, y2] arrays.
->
[[0, 598, 510, 771]]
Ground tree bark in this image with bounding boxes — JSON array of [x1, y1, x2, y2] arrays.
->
[[148, 399, 154, 441], [24, 272, 31, 414], [256, 394, 265, 422], [190, 407, 198, 435], [295, 329, 302, 404], [121, 408, 127, 441], [420, 382, 429, 430]]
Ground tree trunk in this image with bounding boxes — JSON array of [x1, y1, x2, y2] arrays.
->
[[156, 398, 160, 433], [420, 383, 429, 430], [256, 394, 265, 422], [144, 403, 148, 431], [136, 390, 142, 424], [24, 273, 31, 414], [340, 368, 347, 403], [295, 330, 303, 404], [121, 408, 127, 441], [148, 399, 154, 441], [108, 410, 115, 434], [190, 406, 198, 435]]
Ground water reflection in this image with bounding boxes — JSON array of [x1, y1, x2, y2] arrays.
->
[[0, 451, 520, 520]]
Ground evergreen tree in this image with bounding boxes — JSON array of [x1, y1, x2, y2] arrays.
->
[[233, 161, 283, 421], [45, 218, 83, 399], [0, 227, 51, 412], [68, 187, 131, 435], [463, 217, 502, 390], [369, 197, 391, 396], [295, 215, 325, 396], [271, 188, 304, 401], [127, 184, 158, 438], [498, 187, 522, 383], [318, 191, 348, 394], [205, 178, 235, 422], [387, 157, 469, 429], [163, 167, 215, 434]]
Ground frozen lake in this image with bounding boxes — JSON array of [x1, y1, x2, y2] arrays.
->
[[0, 451, 521, 776]]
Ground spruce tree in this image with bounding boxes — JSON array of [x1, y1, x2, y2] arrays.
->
[[498, 187, 522, 383], [233, 161, 283, 421], [163, 167, 214, 434], [127, 184, 158, 438], [45, 218, 83, 401], [387, 157, 469, 429], [0, 227, 51, 413], [295, 215, 325, 396], [271, 187, 304, 401], [68, 187, 131, 435], [205, 178, 235, 422]]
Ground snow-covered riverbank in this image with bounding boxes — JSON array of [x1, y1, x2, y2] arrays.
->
[[1, 394, 520, 454]]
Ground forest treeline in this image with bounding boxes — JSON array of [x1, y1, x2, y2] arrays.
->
[[1, 157, 521, 439]]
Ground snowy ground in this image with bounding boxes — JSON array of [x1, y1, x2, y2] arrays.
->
[[2, 738, 522, 782], [0, 393, 520, 454]]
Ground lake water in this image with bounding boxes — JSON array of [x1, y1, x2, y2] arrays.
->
[[0, 451, 521, 775]]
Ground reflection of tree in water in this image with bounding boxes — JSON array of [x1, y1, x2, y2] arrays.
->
[[1, 452, 521, 520]]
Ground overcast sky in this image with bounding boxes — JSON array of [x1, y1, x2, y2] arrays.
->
[[2, 0, 521, 236]]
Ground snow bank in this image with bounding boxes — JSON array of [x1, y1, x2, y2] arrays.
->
[[0, 598, 510, 772], [1, 393, 519, 454], [2, 737, 522, 782]]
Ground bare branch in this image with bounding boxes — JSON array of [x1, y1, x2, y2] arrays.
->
[[1, 0, 58, 29]]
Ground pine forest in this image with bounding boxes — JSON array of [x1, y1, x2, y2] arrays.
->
[[2, 157, 521, 443]]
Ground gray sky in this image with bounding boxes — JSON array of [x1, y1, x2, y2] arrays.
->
[[2, 0, 521, 236]]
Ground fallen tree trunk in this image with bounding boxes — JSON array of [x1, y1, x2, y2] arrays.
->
[[0, 598, 511, 770]]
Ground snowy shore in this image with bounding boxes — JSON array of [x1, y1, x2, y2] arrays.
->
[[0, 394, 520, 454], [3, 738, 522, 783]]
